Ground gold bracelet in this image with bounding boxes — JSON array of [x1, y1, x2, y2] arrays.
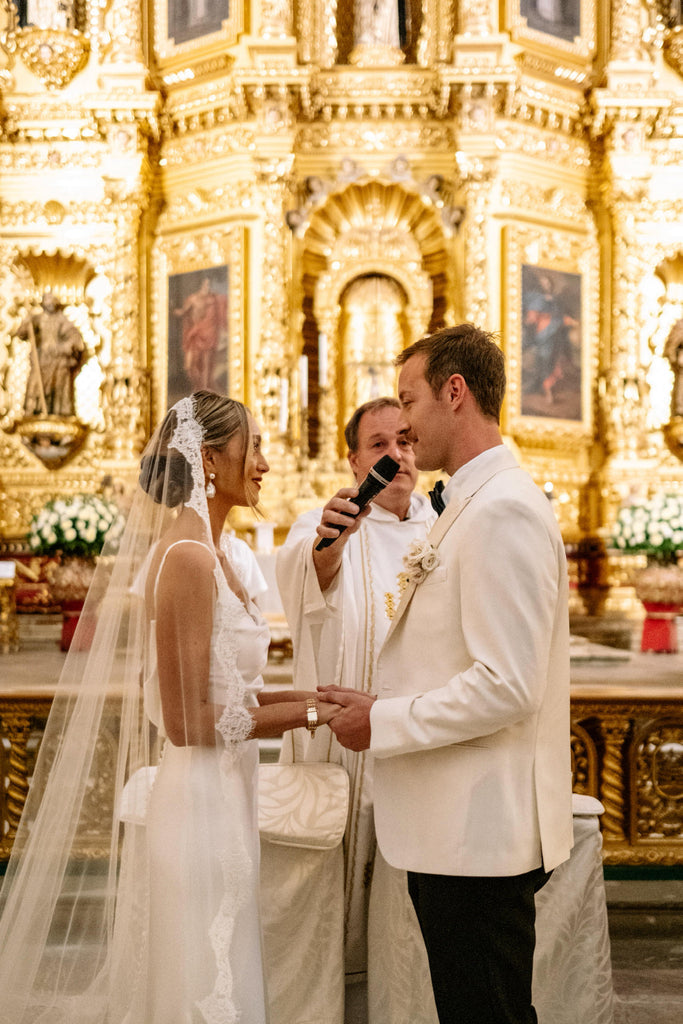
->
[[306, 698, 318, 738]]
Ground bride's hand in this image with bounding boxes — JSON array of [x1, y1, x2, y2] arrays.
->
[[317, 701, 342, 725]]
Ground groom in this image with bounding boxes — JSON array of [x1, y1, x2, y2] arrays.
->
[[320, 323, 574, 1024]]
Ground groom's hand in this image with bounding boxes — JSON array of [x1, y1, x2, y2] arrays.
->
[[318, 688, 375, 751]]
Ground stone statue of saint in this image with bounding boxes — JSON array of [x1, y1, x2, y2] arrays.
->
[[664, 318, 683, 420], [25, 0, 75, 30], [14, 292, 85, 418], [355, 0, 400, 48]]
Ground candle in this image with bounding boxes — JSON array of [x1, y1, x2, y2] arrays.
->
[[318, 333, 328, 388], [278, 376, 289, 433], [299, 354, 309, 409]]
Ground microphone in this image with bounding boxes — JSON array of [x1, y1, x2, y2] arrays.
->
[[315, 455, 400, 550]]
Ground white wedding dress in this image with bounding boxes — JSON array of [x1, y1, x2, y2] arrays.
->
[[117, 538, 271, 1024], [0, 396, 274, 1024]]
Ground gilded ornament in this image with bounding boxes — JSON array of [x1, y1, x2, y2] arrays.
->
[[663, 25, 683, 78], [634, 724, 683, 840], [15, 28, 89, 90]]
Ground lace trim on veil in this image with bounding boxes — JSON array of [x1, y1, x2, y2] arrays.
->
[[196, 782, 253, 1024], [171, 398, 256, 1022], [170, 399, 254, 758]]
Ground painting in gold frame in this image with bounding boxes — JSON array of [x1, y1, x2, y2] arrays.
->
[[503, 223, 596, 443], [167, 265, 229, 409], [521, 264, 581, 421], [151, 225, 246, 419], [154, 0, 242, 62], [168, 0, 229, 46], [504, 0, 596, 63]]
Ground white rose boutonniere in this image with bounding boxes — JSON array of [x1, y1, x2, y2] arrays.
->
[[398, 539, 440, 591]]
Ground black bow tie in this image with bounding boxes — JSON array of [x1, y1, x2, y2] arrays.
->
[[429, 479, 446, 516]]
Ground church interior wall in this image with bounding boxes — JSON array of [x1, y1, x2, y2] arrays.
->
[[1, 0, 683, 612]]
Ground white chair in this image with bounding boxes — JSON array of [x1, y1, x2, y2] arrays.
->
[[533, 794, 615, 1024], [367, 793, 615, 1024]]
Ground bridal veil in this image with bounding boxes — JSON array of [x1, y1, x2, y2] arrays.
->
[[0, 393, 266, 1023]]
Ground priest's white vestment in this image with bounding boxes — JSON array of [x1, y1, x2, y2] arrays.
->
[[273, 495, 438, 1024]]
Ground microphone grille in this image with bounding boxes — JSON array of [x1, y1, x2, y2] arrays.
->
[[372, 455, 400, 482]]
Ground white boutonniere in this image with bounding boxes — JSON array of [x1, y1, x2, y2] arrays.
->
[[397, 539, 440, 592]]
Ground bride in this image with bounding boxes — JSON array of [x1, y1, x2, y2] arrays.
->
[[0, 390, 340, 1023]]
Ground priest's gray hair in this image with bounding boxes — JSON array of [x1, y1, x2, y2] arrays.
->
[[344, 396, 401, 453]]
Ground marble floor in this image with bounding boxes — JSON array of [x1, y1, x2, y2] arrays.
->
[[607, 878, 683, 1024]]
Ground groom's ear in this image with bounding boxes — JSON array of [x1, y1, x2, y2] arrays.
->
[[444, 374, 466, 408]]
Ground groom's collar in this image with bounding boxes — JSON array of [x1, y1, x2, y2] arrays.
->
[[442, 444, 516, 508]]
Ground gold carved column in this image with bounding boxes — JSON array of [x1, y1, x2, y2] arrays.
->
[[609, 0, 648, 65], [599, 716, 631, 847], [456, 159, 496, 329], [252, 160, 297, 469], [101, 190, 151, 464], [0, 700, 51, 859], [602, 193, 652, 470]]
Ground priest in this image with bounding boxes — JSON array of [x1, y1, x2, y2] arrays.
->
[[274, 396, 437, 1024]]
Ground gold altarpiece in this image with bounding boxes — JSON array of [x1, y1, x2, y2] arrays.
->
[[1, 1, 683, 861], [0, 0, 682, 544]]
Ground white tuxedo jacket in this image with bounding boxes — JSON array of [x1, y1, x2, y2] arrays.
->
[[370, 445, 574, 876]]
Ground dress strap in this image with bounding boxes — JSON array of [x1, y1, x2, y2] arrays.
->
[[152, 539, 214, 604]]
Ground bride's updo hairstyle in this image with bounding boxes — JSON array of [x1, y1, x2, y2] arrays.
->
[[139, 390, 250, 507]]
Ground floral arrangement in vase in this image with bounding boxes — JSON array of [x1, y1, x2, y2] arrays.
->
[[612, 495, 683, 645], [27, 494, 125, 609], [27, 494, 125, 561], [611, 494, 683, 565]]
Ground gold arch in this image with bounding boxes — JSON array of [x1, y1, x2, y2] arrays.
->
[[298, 179, 450, 462]]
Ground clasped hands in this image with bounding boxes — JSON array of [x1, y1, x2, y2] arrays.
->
[[316, 686, 375, 752]]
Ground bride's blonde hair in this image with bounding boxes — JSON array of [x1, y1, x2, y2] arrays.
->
[[140, 391, 256, 509]]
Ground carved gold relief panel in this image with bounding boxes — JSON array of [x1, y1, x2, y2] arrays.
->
[[571, 720, 599, 796], [632, 718, 683, 848]]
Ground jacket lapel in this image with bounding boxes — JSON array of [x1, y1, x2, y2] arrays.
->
[[383, 455, 519, 644], [383, 493, 473, 643]]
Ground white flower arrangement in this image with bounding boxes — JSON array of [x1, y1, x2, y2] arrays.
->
[[398, 539, 440, 590], [611, 494, 683, 564], [27, 494, 125, 560]]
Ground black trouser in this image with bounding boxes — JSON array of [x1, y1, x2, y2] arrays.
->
[[407, 866, 550, 1024]]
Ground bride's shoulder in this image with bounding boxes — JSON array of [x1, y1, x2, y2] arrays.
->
[[157, 538, 215, 584], [165, 537, 214, 565]]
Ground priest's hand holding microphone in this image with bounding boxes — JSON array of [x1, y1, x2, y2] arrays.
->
[[312, 455, 400, 591], [312, 455, 400, 748]]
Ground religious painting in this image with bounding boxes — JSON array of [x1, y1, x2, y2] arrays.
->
[[167, 265, 229, 409], [519, 0, 580, 44], [167, 0, 228, 46], [521, 265, 582, 421], [505, 0, 595, 64], [154, 0, 241, 62], [503, 223, 596, 447], [152, 224, 246, 420]]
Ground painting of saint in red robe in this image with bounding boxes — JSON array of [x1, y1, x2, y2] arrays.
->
[[168, 266, 228, 405]]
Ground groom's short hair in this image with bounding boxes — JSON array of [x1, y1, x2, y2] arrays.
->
[[396, 324, 505, 422], [344, 396, 401, 453]]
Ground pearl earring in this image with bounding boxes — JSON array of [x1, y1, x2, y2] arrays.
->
[[206, 472, 216, 499]]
